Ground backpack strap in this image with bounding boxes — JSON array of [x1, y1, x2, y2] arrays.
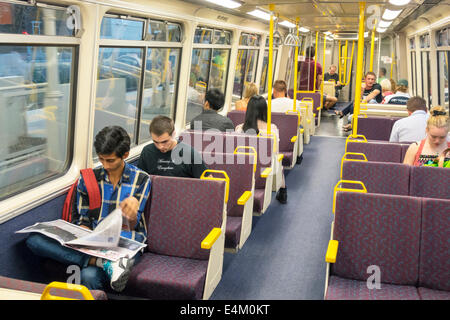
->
[[80, 168, 101, 210], [413, 139, 426, 167]]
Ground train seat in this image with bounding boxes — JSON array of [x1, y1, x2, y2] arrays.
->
[[199, 151, 255, 251], [0, 275, 107, 300], [355, 116, 401, 141], [410, 166, 450, 200], [418, 198, 450, 299], [288, 90, 322, 128], [341, 160, 410, 196], [124, 175, 226, 300], [346, 140, 403, 163], [325, 192, 422, 300]]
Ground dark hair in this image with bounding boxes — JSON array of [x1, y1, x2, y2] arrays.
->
[[149, 115, 175, 136], [305, 46, 315, 58], [379, 67, 386, 76], [94, 126, 130, 158], [365, 71, 376, 79], [406, 96, 427, 113], [205, 88, 225, 111], [242, 96, 267, 134]]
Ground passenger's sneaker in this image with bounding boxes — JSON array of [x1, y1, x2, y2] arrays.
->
[[102, 257, 134, 292], [276, 187, 287, 204]]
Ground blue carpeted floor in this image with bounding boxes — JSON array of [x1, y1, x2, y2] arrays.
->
[[211, 136, 346, 300]]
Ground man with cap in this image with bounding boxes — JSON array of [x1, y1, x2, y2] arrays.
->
[[383, 79, 410, 105]]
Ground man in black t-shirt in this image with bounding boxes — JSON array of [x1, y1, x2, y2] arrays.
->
[[138, 116, 207, 178], [323, 65, 342, 98], [361, 71, 383, 103]]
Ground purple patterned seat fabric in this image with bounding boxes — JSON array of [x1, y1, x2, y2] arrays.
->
[[418, 287, 450, 300], [0, 275, 107, 300], [346, 141, 403, 163], [178, 130, 226, 153], [418, 198, 450, 292], [125, 175, 225, 300], [332, 192, 422, 286], [326, 276, 420, 300], [271, 112, 298, 167], [410, 166, 450, 200], [287, 90, 321, 119], [253, 189, 266, 213], [199, 152, 254, 249], [341, 161, 410, 195], [356, 117, 396, 141], [126, 252, 209, 300], [226, 110, 245, 128]]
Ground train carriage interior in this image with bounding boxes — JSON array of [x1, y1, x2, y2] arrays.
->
[[0, 0, 449, 304]]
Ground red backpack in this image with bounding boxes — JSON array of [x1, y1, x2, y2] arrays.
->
[[62, 169, 101, 222]]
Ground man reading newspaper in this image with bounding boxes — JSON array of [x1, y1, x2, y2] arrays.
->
[[25, 126, 151, 292]]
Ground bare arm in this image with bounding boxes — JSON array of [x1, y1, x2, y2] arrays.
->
[[403, 143, 419, 165]]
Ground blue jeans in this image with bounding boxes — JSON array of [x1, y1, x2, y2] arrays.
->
[[26, 233, 108, 290]]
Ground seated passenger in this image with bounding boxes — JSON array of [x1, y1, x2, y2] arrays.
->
[[138, 115, 207, 178], [389, 96, 428, 143], [403, 106, 450, 166], [382, 79, 410, 105], [324, 64, 342, 99], [270, 80, 300, 113], [380, 78, 393, 98], [190, 88, 234, 132], [235, 82, 258, 111], [235, 96, 287, 204], [26, 126, 151, 292]]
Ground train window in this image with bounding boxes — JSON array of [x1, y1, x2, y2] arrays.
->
[[148, 20, 167, 41], [168, 23, 182, 42], [138, 47, 181, 143], [100, 16, 144, 40], [410, 51, 417, 96], [437, 51, 449, 112], [194, 27, 213, 44], [233, 49, 259, 99], [419, 33, 430, 49], [0, 1, 74, 36], [0, 44, 76, 200], [436, 28, 449, 47], [260, 49, 278, 94], [239, 33, 261, 46], [409, 38, 415, 50], [421, 51, 432, 108], [214, 30, 231, 45]]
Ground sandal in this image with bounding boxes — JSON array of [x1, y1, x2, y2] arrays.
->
[[343, 125, 352, 132]]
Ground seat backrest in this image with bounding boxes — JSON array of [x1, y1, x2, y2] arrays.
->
[[224, 133, 273, 189], [146, 175, 225, 260], [341, 161, 410, 196], [199, 151, 254, 217], [270, 112, 298, 153], [287, 90, 321, 115], [410, 166, 450, 200], [346, 141, 403, 163], [227, 110, 246, 128], [356, 116, 396, 141], [178, 130, 226, 153], [419, 197, 450, 291], [332, 192, 422, 285], [400, 142, 413, 162]]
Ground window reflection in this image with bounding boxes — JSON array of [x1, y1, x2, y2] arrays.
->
[[187, 49, 210, 123], [234, 49, 259, 99], [437, 51, 449, 112], [0, 45, 74, 199]]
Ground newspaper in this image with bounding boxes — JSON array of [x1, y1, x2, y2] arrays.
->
[[16, 208, 146, 261]]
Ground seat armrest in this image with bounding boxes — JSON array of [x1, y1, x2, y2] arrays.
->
[[237, 191, 252, 205], [325, 240, 339, 263], [291, 136, 298, 143], [277, 154, 284, 162], [261, 167, 272, 178], [201, 228, 222, 250]]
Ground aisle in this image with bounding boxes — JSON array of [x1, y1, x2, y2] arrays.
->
[[211, 136, 346, 300]]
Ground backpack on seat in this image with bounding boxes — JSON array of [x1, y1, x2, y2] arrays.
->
[[62, 169, 101, 222]]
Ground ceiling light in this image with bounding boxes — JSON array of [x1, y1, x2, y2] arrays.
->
[[376, 27, 387, 33], [279, 20, 296, 28], [298, 27, 310, 33], [378, 20, 393, 28], [247, 9, 275, 21], [382, 9, 402, 21], [388, 0, 411, 5], [324, 31, 332, 36], [205, 0, 241, 9], [364, 31, 369, 38]]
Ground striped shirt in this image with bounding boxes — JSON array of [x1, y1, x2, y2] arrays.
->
[[73, 162, 151, 243]]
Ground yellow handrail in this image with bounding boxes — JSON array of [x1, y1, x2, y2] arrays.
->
[[344, 134, 367, 152], [201, 228, 222, 250], [40, 282, 94, 300], [369, 20, 377, 72], [332, 179, 367, 214], [293, 18, 300, 111], [352, 2, 366, 138], [340, 152, 368, 179], [267, 3, 275, 136], [200, 170, 230, 203], [234, 146, 257, 172]]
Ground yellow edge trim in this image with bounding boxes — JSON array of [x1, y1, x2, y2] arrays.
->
[[41, 282, 94, 300], [307, 119, 311, 124], [340, 152, 368, 179], [332, 180, 367, 214], [300, 128, 304, 134], [277, 154, 284, 162], [237, 191, 252, 205], [261, 167, 272, 178], [201, 228, 222, 250], [325, 240, 339, 263], [344, 134, 367, 152], [234, 146, 257, 172], [200, 170, 230, 203], [291, 136, 298, 143]]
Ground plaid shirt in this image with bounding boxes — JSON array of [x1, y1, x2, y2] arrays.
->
[[73, 162, 151, 243]]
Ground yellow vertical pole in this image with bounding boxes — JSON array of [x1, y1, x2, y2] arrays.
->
[[320, 34, 327, 109], [343, 41, 348, 84], [369, 20, 376, 72], [352, 1, 366, 137], [390, 51, 395, 79], [338, 40, 342, 83], [267, 4, 275, 135], [313, 31, 319, 91], [293, 17, 299, 111]]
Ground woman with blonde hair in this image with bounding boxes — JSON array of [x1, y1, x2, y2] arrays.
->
[[403, 106, 450, 166], [235, 82, 258, 111]]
